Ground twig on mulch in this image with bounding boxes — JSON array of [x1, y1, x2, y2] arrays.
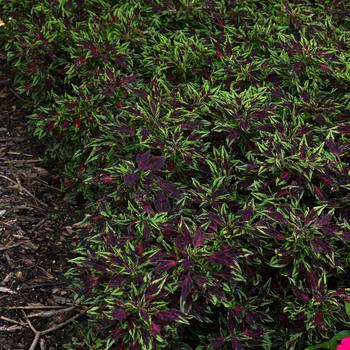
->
[[1, 159, 42, 164], [0, 316, 26, 325], [3, 305, 71, 310], [21, 307, 87, 350], [0, 174, 48, 207], [0, 241, 30, 252], [9, 88, 34, 105], [27, 306, 75, 318]]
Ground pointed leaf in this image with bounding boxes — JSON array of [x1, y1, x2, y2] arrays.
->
[[193, 227, 205, 248], [181, 273, 193, 300], [154, 192, 170, 212]]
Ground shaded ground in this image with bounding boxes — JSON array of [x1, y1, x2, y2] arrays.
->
[[0, 79, 86, 349]]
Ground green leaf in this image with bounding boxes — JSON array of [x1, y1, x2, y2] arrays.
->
[[345, 302, 350, 319], [304, 331, 350, 350]]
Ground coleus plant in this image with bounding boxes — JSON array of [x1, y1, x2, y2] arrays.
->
[[2, 0, 350, 349]]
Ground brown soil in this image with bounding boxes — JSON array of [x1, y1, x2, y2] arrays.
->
[[0, 79, 86, 349]]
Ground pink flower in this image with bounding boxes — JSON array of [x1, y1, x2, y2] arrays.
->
[[338, 337, 350, 350]]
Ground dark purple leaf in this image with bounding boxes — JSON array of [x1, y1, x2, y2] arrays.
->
[[227, 127, 241, 141], [180, 119, 203, 130], [155, 259, 177, 272], [155, 179, 181, 199], [181, 273, 193, 300], [326, 139, 340, 158], [193, 227, 205, 248], [305, 209, 317, 225], [238, 207, 254, 221], [267, 211, 289, 225], [292, 286, 309, 302], [153, 309, 180, 324], [143, 156, 166, 172], [311, 238, 331, 254], [210, 336, 226, 348], [124, 173, 140, 187], [120, 75, 136, 88], [343, 231, 350, 241], [212, 14, 225, 29], [337, 124, 350, 135], [115, 127, 135, 136], [133, 88, 148, 100], [313, 185, 328, 201], [136, 151, 151, 168], [306, 271, 318, 291], [139, 309, 148, 321], [154, 192, 170, 212], [109, 275, 124, 288], [336, 112, 350, 122], [207, 249, 237, 265], [112, 308, 127, 321], [151, 322, 160, 335], [314, 309, 325, 330], [231, 337, 244, 350], [300, 144, 307, 160], [114, 54, 127, 68], [182, 257, 193, 271], [250, 110, 268, 119], [314, 213, 332, 227]]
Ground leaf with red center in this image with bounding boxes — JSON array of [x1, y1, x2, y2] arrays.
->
[[292, 286, 309, 302], [207, 248, 237, 265], [238, 207, 254, 221], [181, 273, 193, 301], [313, 185, 328, 201], [150, 322, 160, 336], [212, 14, 225, 28], [136, 242, 143, 254], [280, 171, 290, 181], [319, 63, 331, 74], [193, 227, 205, 248], [314, 309, 325, 330], [81, 277, 98, 294], [215, 45, 224, 58], [100, 174, 113, 184], [155, 259, 177, 272]]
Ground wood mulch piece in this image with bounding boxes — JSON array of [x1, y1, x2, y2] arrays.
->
[[0, 78, 88, 349]]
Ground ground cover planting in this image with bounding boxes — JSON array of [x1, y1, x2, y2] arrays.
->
[[1, 0, 350, 349]]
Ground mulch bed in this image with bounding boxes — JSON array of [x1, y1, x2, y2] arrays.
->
[[0, 78, 87, 349]]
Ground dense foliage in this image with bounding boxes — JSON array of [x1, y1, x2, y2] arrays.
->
[[2, 0, 350, 348]]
